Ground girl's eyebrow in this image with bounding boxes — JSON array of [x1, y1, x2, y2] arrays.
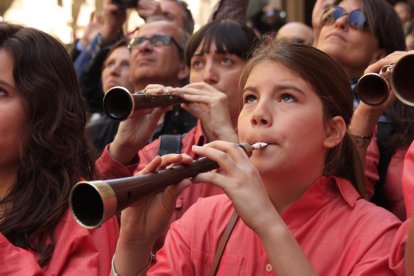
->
[[276, 84, 305, 95], [0, 79, 17, 90], [243, 85, 257, 92], [243, 84, 305, 95], [193, 50, 234, 57]]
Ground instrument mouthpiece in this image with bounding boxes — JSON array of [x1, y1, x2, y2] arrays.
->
[[251, 142, 268, 150], [238, 142, 268, 157]]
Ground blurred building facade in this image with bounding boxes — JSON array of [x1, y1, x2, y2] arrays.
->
[[1, 0, 408, 45]]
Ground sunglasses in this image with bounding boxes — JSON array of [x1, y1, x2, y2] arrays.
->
[[321, 6, 369, 30], [128, 34, 183, 54]]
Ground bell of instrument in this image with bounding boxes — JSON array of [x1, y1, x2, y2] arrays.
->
[[391, 54, 414, 107], [356, 54, 414, 107], [103, 86, 134, 120], [356, 73, 390, 106], [103, 86, 187, 121]]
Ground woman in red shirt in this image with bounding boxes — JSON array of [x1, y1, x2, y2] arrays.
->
[[0, 22, 118, 275], [112, 42, 401, 275], [316, 0, 414, 220]]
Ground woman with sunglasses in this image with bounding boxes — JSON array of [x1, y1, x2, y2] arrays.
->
[[0, 22, 119, 274], [110, 41, 401, 276], [316, 0, 404, 79], [316, 0, 414, 221]]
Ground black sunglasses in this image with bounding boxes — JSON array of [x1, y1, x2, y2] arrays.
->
[[321, 6, 369, 30], [128, 34, 183, 54]]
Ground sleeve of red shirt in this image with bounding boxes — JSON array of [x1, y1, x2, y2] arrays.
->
[[0, 211, 119, 276], [95, 145, 139, 179], [95, 139, 162, 179], [403, 140, 414, 218]]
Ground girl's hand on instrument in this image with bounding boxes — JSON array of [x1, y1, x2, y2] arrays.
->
[[119, 153, 193, 244], [191, 141, 278, 236], [170, 82, 238, 143]]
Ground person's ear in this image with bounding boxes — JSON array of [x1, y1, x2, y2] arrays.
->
[[324, 116, 346, 148]]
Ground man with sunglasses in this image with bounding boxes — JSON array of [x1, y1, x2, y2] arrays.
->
[[71, 0, 194, 112], [126, 20, 189, 95], [94, 17, 197, 165], [72, 0, 196, 153]]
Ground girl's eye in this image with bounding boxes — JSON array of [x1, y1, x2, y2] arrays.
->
[[120, 61, 130, 70], [104, 60, 115, 69], [0, 88, 8, 97], [191, 59, 204, 69], [243, 94, 257, 104], [222, 57, 233, 65], [280, 93, 296, 103]]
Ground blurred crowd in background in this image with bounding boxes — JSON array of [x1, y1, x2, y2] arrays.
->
[[1, 0, 414, 49]]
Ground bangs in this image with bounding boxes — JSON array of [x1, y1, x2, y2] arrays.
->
[[185, 20, 257, 66], [198, 24, 249, 57]]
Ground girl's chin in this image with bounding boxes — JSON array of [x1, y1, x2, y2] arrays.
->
[[252, 161, 277, 174]]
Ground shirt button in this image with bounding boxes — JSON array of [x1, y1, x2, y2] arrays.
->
[[266, 263, 273, 272]]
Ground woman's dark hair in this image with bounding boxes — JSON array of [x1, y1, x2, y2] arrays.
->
[[0, 22, 95, 266], [185, 19, 258, 67], [240, 41, 366, 197], [362, 0, 406, 54]]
